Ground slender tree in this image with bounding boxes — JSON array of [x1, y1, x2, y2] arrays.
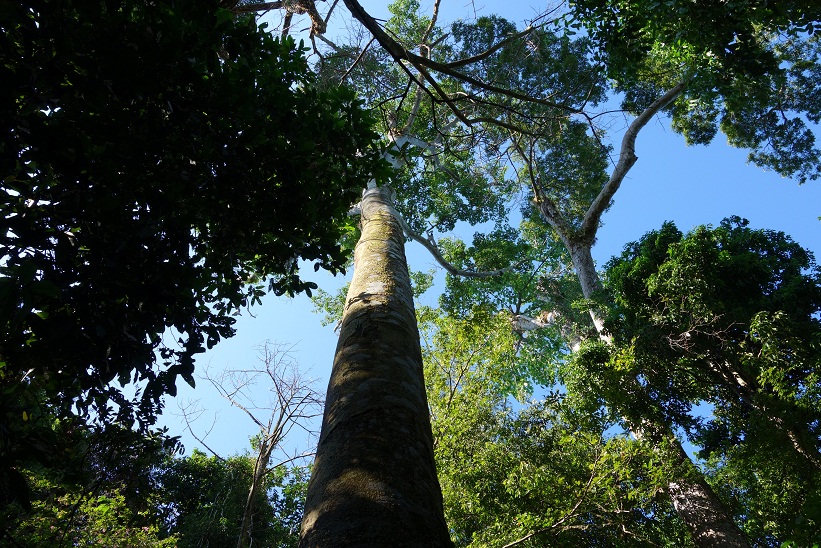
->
[[181, 342, 323, 548], [156, 450, 309, 547]]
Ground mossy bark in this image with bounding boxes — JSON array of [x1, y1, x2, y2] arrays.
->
[[299, 187, 451, 547]]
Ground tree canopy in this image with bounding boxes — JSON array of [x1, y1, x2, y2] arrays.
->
[[570, 218, 821, 544], [0, 0, 383, 435], [301, 1, 820, 543], [3, 0, 821, 545], [569, 0, 821, 182]]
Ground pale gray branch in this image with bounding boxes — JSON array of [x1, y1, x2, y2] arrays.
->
[[395, 212, 511, 278], [579, 81, 688, 240]]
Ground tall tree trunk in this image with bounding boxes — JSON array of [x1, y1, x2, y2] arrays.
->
[[567, 240, 750, 548], [299, 186, 452, 547]]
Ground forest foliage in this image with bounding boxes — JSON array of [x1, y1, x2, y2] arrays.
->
[[2, 0, 820, 546]]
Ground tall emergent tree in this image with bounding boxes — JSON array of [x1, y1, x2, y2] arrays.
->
[[569, 0, 821, 183], [1, 0, 381, 489], [299, 186, 451, 546]]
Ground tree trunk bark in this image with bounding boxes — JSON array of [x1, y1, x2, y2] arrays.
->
[[567, 240, 750, 548], [566, 240, 607, 336], [298, 186, 452, 547], [666, 442, 751, 547]]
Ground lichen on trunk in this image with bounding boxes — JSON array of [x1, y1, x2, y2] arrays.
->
[[299, 186, 452, 547]]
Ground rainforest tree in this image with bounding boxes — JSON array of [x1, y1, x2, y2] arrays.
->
[[299, 186, 451, 546], [568, 0, 821, 183], [420, 303, 692, 546], [141, 0, 819, 543], [584, 218, 821, 545], [271, 0, 819, 543]]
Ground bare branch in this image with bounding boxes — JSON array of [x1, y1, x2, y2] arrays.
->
[[323, 0, 341, 28], [176, 399, 229, 461], [512, 136, 575, 243], [399, 84, 425, 135], [281, 11, 294, 38], [579, 81, 687, 241], [198, 340, 325, 548], [312, 31, 344, 53]]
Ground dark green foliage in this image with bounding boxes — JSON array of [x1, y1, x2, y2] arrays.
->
[[568, 0, 821, 181], [0, 0, 383, 436], [2, 425, 308, 547], [569, 0, 821, 78], [156, 450, 307, 547], [603, 217, 821, 423], [2, 421, 178, 546], [588, 218, 821, 544]]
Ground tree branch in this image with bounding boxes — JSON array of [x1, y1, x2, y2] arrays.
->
[[579, 81, 688, 241], [512, 136, 575, 244], [446, 25, 535, 69], [229, 1, 284, 14], [339, 36, 376, 83], [342, 0, 583, 115], [394, 212, 511, 278], [419, 0, 441, 45]]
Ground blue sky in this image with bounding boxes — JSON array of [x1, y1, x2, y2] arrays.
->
[[156, 1, 821, 459]]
